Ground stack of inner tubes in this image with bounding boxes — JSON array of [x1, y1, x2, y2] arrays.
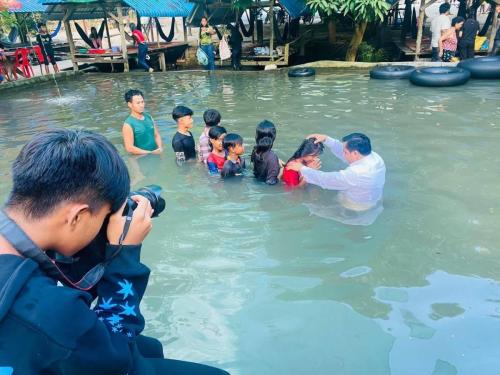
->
[[409, 67, 471, 87], [369, 65, 415, 79], [457, 56, 500, 79]]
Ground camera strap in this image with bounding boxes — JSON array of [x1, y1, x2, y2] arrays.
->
[[0, 209, 63, 280]]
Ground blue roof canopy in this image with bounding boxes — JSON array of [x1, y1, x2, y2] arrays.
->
[[43, 0, 194, 20], [278, 0, 310, 19]]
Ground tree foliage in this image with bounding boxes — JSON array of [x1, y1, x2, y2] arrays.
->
[[306, 0, 391, 22]]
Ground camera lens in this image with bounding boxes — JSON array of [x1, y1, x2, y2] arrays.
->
[[128, 185, 165, 217]]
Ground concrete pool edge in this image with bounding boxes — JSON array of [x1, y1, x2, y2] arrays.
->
[[293, 60, 459, 69], [0, 71, 84, 92]]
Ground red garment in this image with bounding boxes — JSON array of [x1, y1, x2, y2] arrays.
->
[[282, 167, 301, 187], [132, 29, 146, 43], [443, 29, 457, 52], [207, 152, 226, 171]]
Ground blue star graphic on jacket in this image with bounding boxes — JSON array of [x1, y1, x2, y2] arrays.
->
[[99, 297, 117, 310], [117, 279, 135, 300], [111, 326, 119, 333], [119, 301, 137, 317], [107, 314, 123, 326]]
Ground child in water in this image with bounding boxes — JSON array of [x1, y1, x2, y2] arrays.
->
[[251, 120, 281, 185], [282, 138, 323, 187], [221, 133, 246, 178], [199, 109, 222, 163], [207, 126, 227, 174]]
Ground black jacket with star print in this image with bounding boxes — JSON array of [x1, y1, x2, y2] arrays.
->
[[0, 244, 154, 374]]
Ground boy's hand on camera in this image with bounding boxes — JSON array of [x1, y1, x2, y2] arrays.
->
[[306, 134, 327, 143], [107, 196, 154, 245]]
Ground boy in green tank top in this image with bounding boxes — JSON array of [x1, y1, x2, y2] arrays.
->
[[122, 89, 163, 155]]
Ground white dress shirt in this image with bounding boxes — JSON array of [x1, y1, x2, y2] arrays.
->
[[301, 137, 386, 211]]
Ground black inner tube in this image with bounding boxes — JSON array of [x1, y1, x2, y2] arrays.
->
[[288, 68, 315, 77], [410, 67, 470, 87]]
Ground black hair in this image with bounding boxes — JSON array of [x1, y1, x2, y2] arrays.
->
[[439, 3, 450, 14], [223, 133, 243, 151], [172, 105, 194, 121], [251, 120, 276, 163], [90, 27, 98, 39], [341, 133, 371, 156], [287, 138, 324, 163], [452, 16, 465, 26], [129, 23, 136, 31], [203, 109, 221, 127], [208, 126, 227, 151], [6, 129, 130, 218], [124, 89, 143, 103]]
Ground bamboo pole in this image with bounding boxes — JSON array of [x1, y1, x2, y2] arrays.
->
[[414, 0, 439, 60], [183, 17, 188, 42], [116, 5, 129, 72], [63, 14, 78, 71], [488, 6, 499, 53], [104, 15, 112, 49], [269, 1, 274, 61]]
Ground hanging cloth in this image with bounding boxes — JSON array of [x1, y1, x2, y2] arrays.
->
[[154, 17, 175, 42], [74, 22, 94, 47], [272, 14, 288, 45], [219, 35, 231, 61], [50, 21, 62, 38], [137, 12, 142, 31], [239, 10, 255, 37]]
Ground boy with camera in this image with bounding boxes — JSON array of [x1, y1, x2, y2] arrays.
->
[[0, 129, 228, 374]]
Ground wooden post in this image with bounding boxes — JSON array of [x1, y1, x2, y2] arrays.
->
[[116, 5, 129, 72], [183, 17, 188, 42], [488, 7, 499, 53], [159, 51, 166, 71], [63, 17, 79, 71], [415, 0, 439, 61], [104, 15, 112, 49], [269, 1, 274, 61]]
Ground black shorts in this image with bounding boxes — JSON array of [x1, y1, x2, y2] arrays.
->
[[42, 50, 56, 65]]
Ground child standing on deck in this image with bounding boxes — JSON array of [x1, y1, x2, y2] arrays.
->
[[221, 133, 246, 178], [171, 105, 196, 164], [207, 126, 227, 174], [251, 120, 282, 185], [199, 109, 222, 163], [282, 138, 323, 188]]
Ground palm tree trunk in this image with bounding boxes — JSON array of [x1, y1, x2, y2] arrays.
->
[[345, 22, 367, 61]]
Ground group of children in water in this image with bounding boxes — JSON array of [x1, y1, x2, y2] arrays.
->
[[170, 105, 324, 185], [122, 88, 324, 186]]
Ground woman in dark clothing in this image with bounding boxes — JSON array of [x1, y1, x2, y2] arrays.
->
[[227, 23, 243, 70], [251, 120, 282, 185], [90, 26, 102, 49]]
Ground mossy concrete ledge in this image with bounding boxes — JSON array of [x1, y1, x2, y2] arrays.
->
[[294, 60, 459, 69], [0, 71, 83, 91]]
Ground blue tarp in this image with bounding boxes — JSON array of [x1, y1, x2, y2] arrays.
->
[[278, 0, 310, 19], [42, 0, 194, 20], [9, 0, 46, 13]]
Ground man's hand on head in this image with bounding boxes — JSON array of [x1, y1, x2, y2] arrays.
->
[[306, 134, 327, 143], [107, 196, 153, 245]]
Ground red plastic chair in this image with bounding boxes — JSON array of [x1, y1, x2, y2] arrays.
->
[[14, 48, 34, 79], [32, 45, 45, 75]]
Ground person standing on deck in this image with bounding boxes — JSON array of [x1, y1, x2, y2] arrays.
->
[[199, 17, 217, 70], [130, 23, 153, 72], [458, 12, 479, 60], [431, 3, 451, 61], [286, 133, 386, 211]]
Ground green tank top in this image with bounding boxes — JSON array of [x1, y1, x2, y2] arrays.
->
[[125, 113, 157, 151], [200, 28, 213, 45]]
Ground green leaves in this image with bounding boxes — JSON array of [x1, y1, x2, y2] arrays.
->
[[305, 0, 391, 22]]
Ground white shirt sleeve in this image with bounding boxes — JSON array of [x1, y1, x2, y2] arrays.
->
[[301, 166, 354, 191], [324, 137, 347, 163]]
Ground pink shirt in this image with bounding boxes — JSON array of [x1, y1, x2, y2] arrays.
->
[[443, 29, 458, 51], [132, 29, 146, 44]]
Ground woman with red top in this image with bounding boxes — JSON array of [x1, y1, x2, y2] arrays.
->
[[130, 23, 153, 72], [207, 126, 227, 174], [282, 138, 324, 188], [439, 16, 465, 62]]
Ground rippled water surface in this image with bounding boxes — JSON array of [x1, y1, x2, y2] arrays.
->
[[1, 71, 500, 374]]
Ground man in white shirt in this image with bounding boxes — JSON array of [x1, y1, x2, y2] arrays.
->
[[287, 133, 386, 211], [431, 3, 451, 61]]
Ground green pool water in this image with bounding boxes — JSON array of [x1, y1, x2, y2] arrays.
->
[[1, 70, 499, 374]]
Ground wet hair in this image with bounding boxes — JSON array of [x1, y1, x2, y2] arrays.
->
[[6, 129, 130, 218], [287, 138, 324, 163], [203, 109, 221, 127], [172, 105, 194, 121], [452, 16, 465, 26], [129, 23, 137, 31], [208, 126, 227, 151], [341, 133, 371, 156], [251, 120, 276, 163], [124, 89, 143, 103], [223, 133, 243, 151], [439, 3, 450, 14]]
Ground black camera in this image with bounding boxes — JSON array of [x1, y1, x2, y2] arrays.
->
[[124, 185, 166, 217]]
